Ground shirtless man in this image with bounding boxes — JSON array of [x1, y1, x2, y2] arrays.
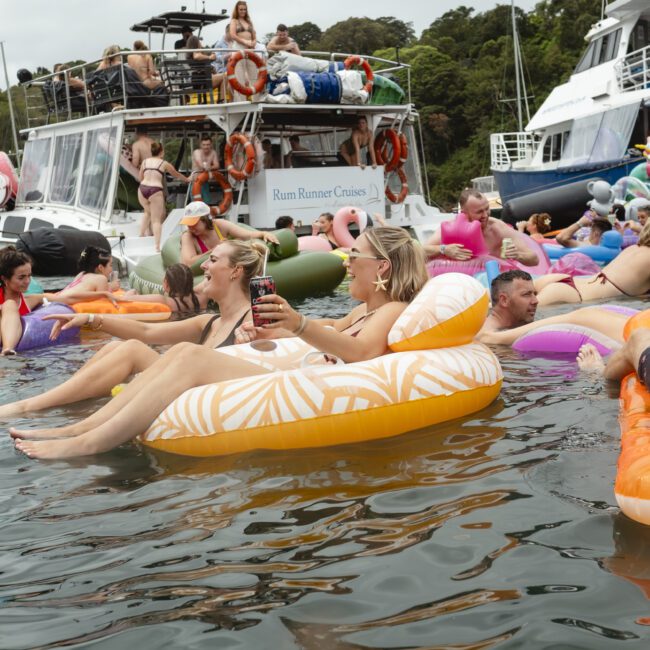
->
[[480, 270, 538, 333], [556, 213, 612, 248], [535, 221, 650, 306], [126, 41, 163, 90], [267, 24, 301, 55], [339, 116, 377, 169], [192, 135, 220, 174], [131, 126, 154, 170], [425, 189, 539, 266]]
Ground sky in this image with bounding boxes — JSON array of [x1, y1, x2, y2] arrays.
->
[[0, 0, 539, 91]]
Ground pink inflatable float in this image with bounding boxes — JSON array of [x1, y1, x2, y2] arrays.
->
[[427, 213, 551, 278], [0, 152, 18, 208], [298, 206, 368, 252]]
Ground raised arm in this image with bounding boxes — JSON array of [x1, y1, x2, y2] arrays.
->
[[556, 216, 589, 248], [216, 219, 279, 244]]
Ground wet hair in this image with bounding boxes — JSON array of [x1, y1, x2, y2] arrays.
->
[[363, 226, 427, 303], [220, 239, 267, 291], [151, 141, 163, 156], [638, 220, 650, 247], [231, 1, 252, 23], [529, 212, 552, 235], [78, 246, 112, 273], [319, 212, 334, 222], [164, 263, 200, 312], [490, 270, 533, 303], [590, 218, 612, 236], [459, 188, 485, 209], [275, 216, 293, 229], [133, 40, 147, 51], [0, 246, 32, 287]]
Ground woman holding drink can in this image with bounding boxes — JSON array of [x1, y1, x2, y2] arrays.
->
[[10, 227, 429, 459]]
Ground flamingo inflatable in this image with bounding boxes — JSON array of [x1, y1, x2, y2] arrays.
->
[[298, 206, 369, 251]]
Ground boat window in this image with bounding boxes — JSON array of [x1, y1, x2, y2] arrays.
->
[[542, 132, 568, 163], [2, 216, 25, 239], [16, 138, 51, 204], [79, 127, 118, 214], [575, 42, 596, 74], [629, 20, 649, 53], [574, 29, 622, 73], [559, 102, 639, 168], [49, 133, 83, 205], [608, 29, 622, 61]]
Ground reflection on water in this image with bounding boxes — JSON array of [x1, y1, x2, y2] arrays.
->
[[1, 289, 650, 648]]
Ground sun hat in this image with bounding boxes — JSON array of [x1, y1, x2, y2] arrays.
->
[[180, 201, 211, 226]]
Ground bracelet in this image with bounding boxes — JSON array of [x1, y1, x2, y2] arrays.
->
[[292, 314, 308, 336], [439, 244, 446, 256]]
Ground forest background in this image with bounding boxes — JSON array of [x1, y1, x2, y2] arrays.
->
[[0, 0, 601, 210]]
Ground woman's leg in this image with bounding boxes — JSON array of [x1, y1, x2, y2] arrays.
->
[[149, 191, 166, 251], [4, 339, 159, 427], [0, 301, 23, 354], [138, 189, 152, 237], [14, 343, 269, 459]]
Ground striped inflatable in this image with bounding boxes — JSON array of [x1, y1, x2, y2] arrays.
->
[[140, 274, 503, 457]]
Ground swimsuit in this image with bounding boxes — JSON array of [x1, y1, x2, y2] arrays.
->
[[340, 309, 377, 337], [139, 160, 165, 199], [196, 237, 209, 254], [590, 271, 637, 298], [198, 311, 249, 347], [63, 273, 85, 290], [557, 275, 583, 301], [0, 286, 30, 316], [638, 347, 650, 386]]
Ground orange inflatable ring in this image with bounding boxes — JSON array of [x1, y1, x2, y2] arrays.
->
[[398, 132, 409, 166], [72, 291, 171, 318], [224, 133, 256, 182], [226, 50, 267, 96], [191, 170, 233, 216], [374, 129, 401, 172], [343, 55, 374, 94], [385, 167, 408, 204]]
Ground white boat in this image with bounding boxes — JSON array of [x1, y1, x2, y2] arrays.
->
[[490, 0, 650, 212], [2, 9, 449, 274]]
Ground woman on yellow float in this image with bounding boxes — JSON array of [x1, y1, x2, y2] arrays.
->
[[10, 227, 428, 459]]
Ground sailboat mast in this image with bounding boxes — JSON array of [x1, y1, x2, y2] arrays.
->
[[511, 0, 523, 131]]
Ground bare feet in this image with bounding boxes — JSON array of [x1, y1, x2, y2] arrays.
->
[[1, 349, 17, 356], [576, 343, 606, 374], [14, 436, 87, 459], [9, 425, 82, 440]]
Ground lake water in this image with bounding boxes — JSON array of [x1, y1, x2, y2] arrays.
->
[[2, 284, 650, 649]]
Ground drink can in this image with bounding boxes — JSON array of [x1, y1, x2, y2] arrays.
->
[[250, 275, 276, 327], [501, 237, 513, 258]]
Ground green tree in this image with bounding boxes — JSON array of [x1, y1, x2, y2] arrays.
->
[[313, 17, 391, 55], [288, 22, 322, 50]]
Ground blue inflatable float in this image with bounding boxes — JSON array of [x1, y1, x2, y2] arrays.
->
[[543, 230, 623, 264]]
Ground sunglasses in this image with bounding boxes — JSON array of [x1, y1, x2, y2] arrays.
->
[[348, 249, 382, 260]]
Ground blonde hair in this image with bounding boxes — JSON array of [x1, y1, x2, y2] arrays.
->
[[638, 220, 650, 247], [220, 239, 267, 290], [102, 45, 121, 65], [364, 226, 427, 303]]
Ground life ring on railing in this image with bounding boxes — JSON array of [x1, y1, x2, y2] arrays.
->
[[398, 132, 408, 166], [374, 129, 401, 172], [191, 171, 233, 216], [226, 50, 267, 96], [385, 167, 408, 203], [225, 133, 256, 182], [343, 55, 374, 94]]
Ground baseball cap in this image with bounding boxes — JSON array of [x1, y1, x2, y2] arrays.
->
[[181, 201, 211, 225]]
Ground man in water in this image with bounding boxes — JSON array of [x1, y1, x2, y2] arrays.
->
[[275, 215, 295, 231], [556, 213, 612, 248], [425, 189, 539, 266], [267, 24, 301, 55], [481, 270, 539, 333]]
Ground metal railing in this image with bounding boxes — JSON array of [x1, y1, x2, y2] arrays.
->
[[490, 131, 539, 170], [615, 45, 650, 91]]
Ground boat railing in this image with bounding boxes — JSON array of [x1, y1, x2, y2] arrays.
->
[[615, 45, 650, 92], [20, 48, 412, 128], [471, 175, 498, 194], [490, 131, 538, 170]]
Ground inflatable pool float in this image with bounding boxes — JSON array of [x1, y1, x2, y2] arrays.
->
[[130, 229, 346, 300], [71, 291, 171, 320], [139, 273, 503, 457], [298, 206, 367, 252], [16, 302, 80, 352], [0, 151, 18, 208], [427, 213, 551, 278], [543, 230, 623, 264]]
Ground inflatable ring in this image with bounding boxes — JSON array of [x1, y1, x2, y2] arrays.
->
[[374, 129, 401, 172], [226, 50, 267, 96], [224, 133, 256, 182], [16, 303, 80, 352], [191, 170, 233, 216], [343, 55, 374, 94], [72, 291, 171, 319], [385, 167, 408, 204]]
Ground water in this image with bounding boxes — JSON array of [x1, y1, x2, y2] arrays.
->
[[2, 285, 650, 649]]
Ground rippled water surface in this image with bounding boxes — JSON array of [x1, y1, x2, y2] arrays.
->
[[2, 284, 650, 649]]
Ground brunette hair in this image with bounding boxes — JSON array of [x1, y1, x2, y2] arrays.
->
[[490, 270, 533, 303], [78, 246, 112, 273], [164, 263, 200, 312], [133, 40, 147, 51], [529, 212, 552, 234], [231, 1, 252, 23], [319, 212, 334, 222], [0, 246, 32, 287], [150, 141, 163, 156], [363, 226, 427, 303]]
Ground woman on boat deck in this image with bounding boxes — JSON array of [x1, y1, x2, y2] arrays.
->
[[9, 227, 428, 459], [534, 221, 650, 306], [180, 201, 279, 267], [126, 40, 163, 90], [138, 141, 191, 252], [2, 239, 267, 421]]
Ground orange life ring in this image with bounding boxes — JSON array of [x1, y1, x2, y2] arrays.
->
[[191, 170, 233, 216], [385, 167, 408, 204], [224, 133, 256, 182], [374, 129, 401, 172], [226, 50, 267, 96], [343, 55, 374, 94], [398, 132, 409, 167]]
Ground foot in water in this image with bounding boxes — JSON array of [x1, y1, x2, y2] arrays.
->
[[14, 436, 86, 459], [1, 349, 17, 356], [577, 343, 606, 373], [9, 423, 84, 440]]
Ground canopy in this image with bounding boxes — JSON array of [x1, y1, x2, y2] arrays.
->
[[130, 10, 228, 35]]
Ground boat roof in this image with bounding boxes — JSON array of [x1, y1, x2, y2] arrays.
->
[[130, 10, 228, 34], [606, 0, 649, 19]]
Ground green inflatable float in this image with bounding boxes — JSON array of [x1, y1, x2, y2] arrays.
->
[[129, 228, 347, 300]]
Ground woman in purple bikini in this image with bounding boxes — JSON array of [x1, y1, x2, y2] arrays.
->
[[138, 141, 191, 251]]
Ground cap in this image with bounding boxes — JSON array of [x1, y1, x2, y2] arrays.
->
[[181, 201, 210, 225]]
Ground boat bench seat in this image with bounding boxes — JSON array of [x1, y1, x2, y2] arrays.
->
[[159, 57, 216, 106], [41, 80, 87, 122]]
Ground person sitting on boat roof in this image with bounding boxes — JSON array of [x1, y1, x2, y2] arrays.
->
[[275, 216, 295, 231], [425, 189, 539, 266], [556, 213, 612, 248], [97, 44, 122, 70], [184, 33, 224, 91], [480, 270, 538, 333], [338, 116, 377, 170], [267, 24, 301, 56], [127, 41, 163, 90], [179, 201, 279, 267], [516, 212, 552, 243], [175, 24, 194, 50], [131, 126, 154, 170], [49, 63, 86, 112]]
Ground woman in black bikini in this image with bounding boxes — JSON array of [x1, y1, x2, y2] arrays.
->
[[138, 141, 191, 251], [10, 228, 428, 458], [312, 212, 340, 249], [1, 240, 266, 420]]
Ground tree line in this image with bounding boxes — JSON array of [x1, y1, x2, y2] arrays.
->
[[0, 1, 601, 208]]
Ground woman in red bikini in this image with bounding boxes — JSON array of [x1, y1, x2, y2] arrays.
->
[[535, 221, 650, 306], [138, 141, 191, 252]]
